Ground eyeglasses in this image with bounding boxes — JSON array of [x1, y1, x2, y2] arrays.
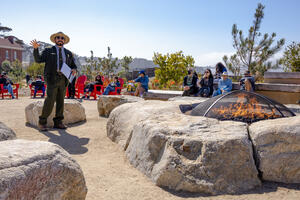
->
[[56, 36, 65, 40], [205, 71, 210, 73]]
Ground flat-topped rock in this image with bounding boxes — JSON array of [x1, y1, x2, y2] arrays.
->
[[107, 101, 261, 194], [25, 100, 86, 127], [0, 139, 87, 200], [249, 115, 300, 183], [97, 95, 144, 117], [143, 89, 183, 100], [0, 122, 16, 141]]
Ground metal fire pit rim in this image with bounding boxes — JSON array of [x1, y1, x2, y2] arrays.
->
[[202, 90, 296, 120]]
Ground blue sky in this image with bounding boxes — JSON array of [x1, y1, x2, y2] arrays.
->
[[1, 0, 300, 65]]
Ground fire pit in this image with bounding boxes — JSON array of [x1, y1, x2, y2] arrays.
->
[[189, 90, 295, 123]]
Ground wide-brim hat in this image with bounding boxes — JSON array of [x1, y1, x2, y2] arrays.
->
[[50, 32, 70, 44]]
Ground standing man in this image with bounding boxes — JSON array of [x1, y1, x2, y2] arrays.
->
[[30, 32, 77, 131]]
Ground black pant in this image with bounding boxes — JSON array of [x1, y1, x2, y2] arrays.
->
[[39, 74, 68, 125], [182, 87, 198, 96], [68, 77, 76, 98]]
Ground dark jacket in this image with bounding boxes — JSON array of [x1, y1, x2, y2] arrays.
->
[[32, 80, 45, 90], [0, 77, 13, 87], [135, 76, 149, 91], [33, 46, 77, 85], [183, 75, 198, 90], [200, 77, 214, 96]]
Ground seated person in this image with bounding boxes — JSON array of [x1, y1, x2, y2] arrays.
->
[[32, 75, 45, 98], [0, 72, 15, 99], [103, 76, 121, 95], [197, 69, 214, 97], [182, 69, 198, 96], [82, 75, 103, 99], [214, 62, 227, 80], [213, 72, 232, 97], [126, 80, 136, 95], [133, 70, 149, 97], [240, 70, 255, 92]]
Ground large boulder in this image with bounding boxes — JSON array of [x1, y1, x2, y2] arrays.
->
[[249, 115, 300, 183], [107, 101, 261, 194], [0, 139, 87, 200], [107, 100, 193, 150], [25, 100, 86, 127], [97, 95, 144, 117], [0, 122, 16, 141]]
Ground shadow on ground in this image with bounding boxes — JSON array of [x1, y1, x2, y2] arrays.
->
[[161, 181, 300, 198], [26, 122, 89, 155]]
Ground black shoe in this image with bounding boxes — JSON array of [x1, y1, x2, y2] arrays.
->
[[38, 123, 48, 131], [53, 123, 67, 129]]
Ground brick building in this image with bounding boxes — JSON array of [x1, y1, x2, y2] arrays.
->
[[0, 36, 23, 65]]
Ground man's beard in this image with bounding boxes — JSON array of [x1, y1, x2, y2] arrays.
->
[[56, 41, 64, 46]]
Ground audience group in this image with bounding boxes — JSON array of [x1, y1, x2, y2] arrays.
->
[[182, 62, 255, 98], [1, 63, 256, 100], [0, 69, 151, 100]]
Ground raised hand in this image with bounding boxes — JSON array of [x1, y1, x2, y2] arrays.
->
[[30, 39, 40, 49]]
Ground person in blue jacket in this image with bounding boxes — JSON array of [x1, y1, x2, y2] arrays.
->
[[213, 72, 232, 97], [134, 70, 149, 97], [103, 76, 121, 95]]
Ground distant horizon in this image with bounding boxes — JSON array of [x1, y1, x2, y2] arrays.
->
[[2, 0, 299, 66]]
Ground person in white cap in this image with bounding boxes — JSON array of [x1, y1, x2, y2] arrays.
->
[[30, 32, 77, 131], [212, 71, 232, 97]]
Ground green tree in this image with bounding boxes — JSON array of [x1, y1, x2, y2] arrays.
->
[[26, 62, 45, 77], [223, 54, 241, 77], [99, 47, 120, 76], [81, 51, 102, 80], [279, 42, 300, 72], [121, 56, 133, 73], [10, 59, 25, 83], [223, 3, 285, 76], [1, 60, 11, 73], [153, 51, 194, 88], [119, 56, 133, 77], [81, 47, 121, 79], [99, 57, 119, 76]]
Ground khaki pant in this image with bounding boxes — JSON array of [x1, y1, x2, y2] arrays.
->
[[134, 83, 145, 97], [39, 73, 68, 125]]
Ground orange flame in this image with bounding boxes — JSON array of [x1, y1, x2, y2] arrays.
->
[[211, 93, 281, 122]]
